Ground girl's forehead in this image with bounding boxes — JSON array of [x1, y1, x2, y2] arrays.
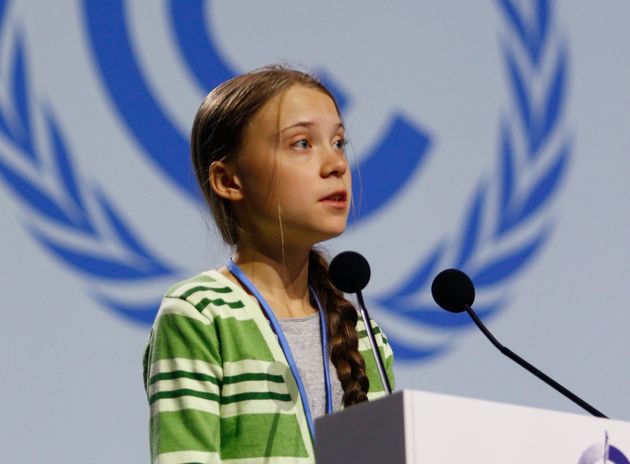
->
[[255, 85, 341, 130]]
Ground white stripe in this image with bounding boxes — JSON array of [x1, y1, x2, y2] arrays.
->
[[165, 274, 257, 322], [220, 399, 297, 418], [167, 275, 219, 297], [150, 395, 220, 416], [383, 342, 394, 358], [186, 289, 246, 308], [356, 317, 380, 332], [222, 379, 288, 397], [223, 359, 289, 377], [151, 358, 222, 381], [180, 291, 259, 322], [157, 297, 211, 325], [357, 331, 386, 352], [367, 390, 388, 401], [155, 450, 221, 464]]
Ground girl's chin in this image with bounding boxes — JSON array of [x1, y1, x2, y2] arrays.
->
[[267, 220, 349, 249], [313, 227, 347, 244]]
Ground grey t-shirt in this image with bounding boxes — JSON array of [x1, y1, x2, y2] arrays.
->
[[278, 313, 344, 418]]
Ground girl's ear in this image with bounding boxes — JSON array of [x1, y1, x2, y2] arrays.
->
[[209, 161, 244, 201]]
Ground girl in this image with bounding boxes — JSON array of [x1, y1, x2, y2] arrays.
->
[[143, 66, 394, 463]]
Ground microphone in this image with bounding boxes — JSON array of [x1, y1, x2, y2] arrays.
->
[[431, 268, 475, 312], [329, 251, 371, 293], [431, 268, 608, 419], [329, 251, 392, 395]]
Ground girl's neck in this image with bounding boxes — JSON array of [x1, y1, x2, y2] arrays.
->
[[228, 244, 316, 319]]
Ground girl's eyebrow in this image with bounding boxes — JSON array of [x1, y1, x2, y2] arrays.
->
[[280, 121, 344, 134]]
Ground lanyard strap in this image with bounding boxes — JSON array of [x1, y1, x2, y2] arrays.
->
[[226, 259, 333, 440]]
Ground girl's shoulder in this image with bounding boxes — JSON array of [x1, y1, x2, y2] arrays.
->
[[156, 269, 255, 321], [163, 269, 229, 298]]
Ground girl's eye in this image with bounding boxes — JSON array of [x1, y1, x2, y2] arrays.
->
[[334, 138, 347, 151], [293, 139, 310, 149]]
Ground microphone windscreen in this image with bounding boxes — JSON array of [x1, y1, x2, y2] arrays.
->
[[329, 251, 371, 293], [431, 268, 475, 313]]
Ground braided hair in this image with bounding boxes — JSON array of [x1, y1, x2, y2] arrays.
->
[[308, 249, 369, 405]]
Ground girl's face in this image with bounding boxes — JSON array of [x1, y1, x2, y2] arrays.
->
[[232, 84, 351, 250]]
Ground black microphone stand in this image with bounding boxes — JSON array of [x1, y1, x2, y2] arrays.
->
[[356, 289, 392, 395]]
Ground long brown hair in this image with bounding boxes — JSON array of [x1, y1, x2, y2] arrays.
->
[[191, 66, 369, 406]]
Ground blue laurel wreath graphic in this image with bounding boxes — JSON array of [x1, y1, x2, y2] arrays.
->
[[0, 0, 569, 355], [0, 31, 179, 325], [373, 0, 570, 360]]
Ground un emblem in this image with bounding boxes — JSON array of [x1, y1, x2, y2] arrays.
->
[[0, 0, 570, 362], [579, 439, 630, 464]]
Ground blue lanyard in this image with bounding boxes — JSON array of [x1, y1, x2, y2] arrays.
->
[[226, 259, 333, 440]]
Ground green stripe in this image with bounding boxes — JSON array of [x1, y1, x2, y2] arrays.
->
[[357, 327, 388, 344], [357, 326, 382, 337], [223, 373, 284, 384], [150, 371, 284, 387], [149, 370, 220, 386], [208, 286, 232, 293], [180, 285, 233, 299], [152, 409, 220, 454], [151, 389, 291, 405], [221, 391, 292, 404], [195, 297, 244, 311], [152, 313, 221, 363], [362, 346, 394, 393], [221, 414, 308, 459], [217, 318, 275, 362], [149, 388, 220, 405]]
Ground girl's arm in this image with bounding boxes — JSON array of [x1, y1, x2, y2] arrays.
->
[[143, 296, 223, 463]]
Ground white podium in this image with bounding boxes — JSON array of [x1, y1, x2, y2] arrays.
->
[[315, 390, 630, 463]]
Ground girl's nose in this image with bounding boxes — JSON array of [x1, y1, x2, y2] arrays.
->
[[321, 147, 348, 178]]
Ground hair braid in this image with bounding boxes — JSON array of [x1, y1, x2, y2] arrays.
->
[[308, 249, 369, 406]]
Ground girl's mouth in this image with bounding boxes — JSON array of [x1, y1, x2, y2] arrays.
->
[[320, 191, 348, 207]]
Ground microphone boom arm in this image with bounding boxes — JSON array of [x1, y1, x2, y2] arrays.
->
[[464, 304, 608, 419]]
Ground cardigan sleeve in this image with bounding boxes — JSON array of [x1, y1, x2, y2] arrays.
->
[[143, 295, 223, 463], [358, 317, 395, 396], [379, 325, 395, 391]]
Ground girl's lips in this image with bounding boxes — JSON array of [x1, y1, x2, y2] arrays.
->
[[319, 191, 348, 208], [320, 191, 347, 202]]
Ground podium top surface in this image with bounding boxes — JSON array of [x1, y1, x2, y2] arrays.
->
[[315, 390, 630, 464]]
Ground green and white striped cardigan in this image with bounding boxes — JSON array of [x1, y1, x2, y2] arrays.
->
[[143, 270, 394, 464]]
